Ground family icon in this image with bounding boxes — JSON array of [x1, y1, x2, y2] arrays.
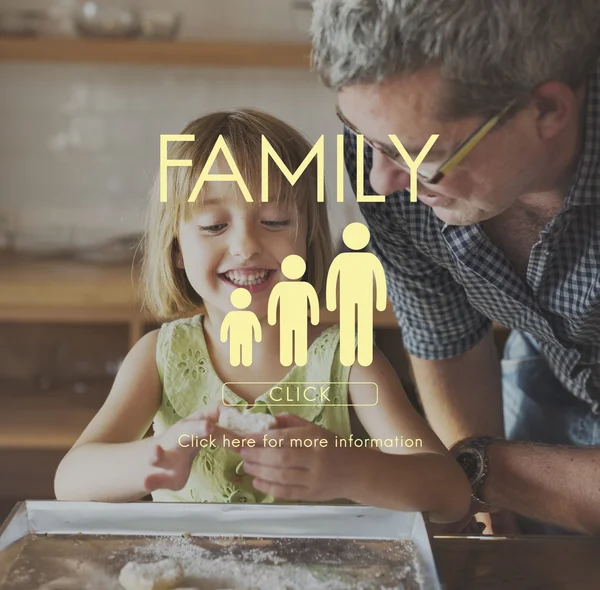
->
[[220, 222, 387, 367]]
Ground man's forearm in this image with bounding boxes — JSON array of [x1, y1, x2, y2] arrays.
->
[[345, 448, 471, 523], [483, 441, 600, 534], [410, 329, 504, 447]]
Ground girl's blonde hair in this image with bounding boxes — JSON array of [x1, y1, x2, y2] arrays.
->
[[141, 109, 333, 321]]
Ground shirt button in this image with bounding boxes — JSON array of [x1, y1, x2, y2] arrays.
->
[[235, 461, 246, 476], [228, 490, 255, 504]]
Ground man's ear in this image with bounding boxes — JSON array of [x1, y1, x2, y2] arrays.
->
[[531, 81, 578, 141]]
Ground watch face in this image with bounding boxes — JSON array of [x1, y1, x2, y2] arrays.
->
[[457, 449, 485, 486]]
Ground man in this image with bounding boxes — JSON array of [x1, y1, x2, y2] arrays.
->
[[312, 0, 600, 534]]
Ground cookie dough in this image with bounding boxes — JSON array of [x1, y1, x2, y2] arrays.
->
[[218, 407, 276, 435], [119, 558, 184, 590]]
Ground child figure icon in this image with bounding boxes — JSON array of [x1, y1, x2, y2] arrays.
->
[[268, 254, 320, 366], [220, 288, 262, 367]]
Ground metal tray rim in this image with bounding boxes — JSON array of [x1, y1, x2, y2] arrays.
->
[[1, 501, 441, 590]]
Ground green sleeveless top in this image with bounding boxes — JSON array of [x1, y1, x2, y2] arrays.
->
[[151, 314, 352, 504]]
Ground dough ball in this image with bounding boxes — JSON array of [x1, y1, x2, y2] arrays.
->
[[218, 407, 276, 435], [119, 558, 184, 590]]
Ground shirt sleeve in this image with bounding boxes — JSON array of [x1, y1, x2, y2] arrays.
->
[[343, 129, 491, 359]]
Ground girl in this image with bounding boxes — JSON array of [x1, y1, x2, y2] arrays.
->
[[54, 109, 470, 523]]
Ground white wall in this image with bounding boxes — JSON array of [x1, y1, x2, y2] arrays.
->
[[0, 0, 360, 251]]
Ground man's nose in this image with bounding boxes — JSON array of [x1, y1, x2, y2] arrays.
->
[[369, 151, 411, 196]]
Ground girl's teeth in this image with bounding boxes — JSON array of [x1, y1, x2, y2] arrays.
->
[[225, 270, 270, 286]]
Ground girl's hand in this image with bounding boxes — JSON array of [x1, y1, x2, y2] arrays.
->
[[144, 408, 218, 492], [236, 413, 352, 502]]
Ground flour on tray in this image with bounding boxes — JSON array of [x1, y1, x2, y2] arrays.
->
[[130, 534, 421, 590]]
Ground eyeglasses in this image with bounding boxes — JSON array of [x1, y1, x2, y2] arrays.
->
[[336, 99, 517, 185]]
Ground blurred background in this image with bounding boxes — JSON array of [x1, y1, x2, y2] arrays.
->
[[0, 0, 416, 520]]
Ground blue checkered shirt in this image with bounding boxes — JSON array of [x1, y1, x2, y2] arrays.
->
[[344, 59, 600, 413]]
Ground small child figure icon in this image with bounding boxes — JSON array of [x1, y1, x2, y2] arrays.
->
[[220, 288, 262, 367]]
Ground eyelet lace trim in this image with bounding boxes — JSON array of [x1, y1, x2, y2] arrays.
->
[[176, 348, 208, 380]]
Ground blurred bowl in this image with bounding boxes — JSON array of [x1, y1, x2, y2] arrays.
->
[[140, 10, 180, 40], [0, 10, 48, 36], [74, 1, 140, 38], [13, 228, 74, 258], [73, 233, 142, 265]]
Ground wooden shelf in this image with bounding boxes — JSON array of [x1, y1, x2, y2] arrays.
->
[[0, 37, 312, 68], [0, 254, 147, 346], [0, 390, 104, 450], [0, 254, 400, 332], [0, 254, 509, 338], [0, 255, 139, 311]]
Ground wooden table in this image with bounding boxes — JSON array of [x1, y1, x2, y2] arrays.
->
[[432, 535, 600, 589]]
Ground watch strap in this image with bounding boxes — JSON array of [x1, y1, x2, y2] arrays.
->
[[453, 436, 503, 511]]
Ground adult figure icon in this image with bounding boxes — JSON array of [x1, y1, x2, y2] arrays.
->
[[220, 288, 262, 367], [326, 222, 387, 366], [268, 254, 320, 366]]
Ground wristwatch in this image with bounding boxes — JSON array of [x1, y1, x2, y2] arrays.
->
[[452, 436, 502, 510]]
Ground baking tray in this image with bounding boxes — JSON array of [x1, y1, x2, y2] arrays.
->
[[0, 501, 441, 589]]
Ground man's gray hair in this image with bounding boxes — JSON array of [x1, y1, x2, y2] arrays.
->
[[311, 0, 600, 119]]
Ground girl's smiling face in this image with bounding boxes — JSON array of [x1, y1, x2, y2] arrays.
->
[[177, 189, 307, 321]]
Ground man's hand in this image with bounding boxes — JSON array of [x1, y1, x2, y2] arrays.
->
[[427, 506, 520, 536], [233, 413, 350, 502], [144, 408, 218, 492], [477, 509, 521, 535]]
